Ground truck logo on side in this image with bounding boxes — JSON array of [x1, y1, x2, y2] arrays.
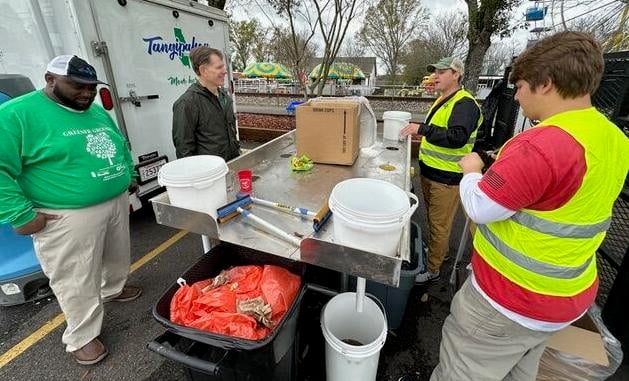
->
[[142, 28, 209, 67]]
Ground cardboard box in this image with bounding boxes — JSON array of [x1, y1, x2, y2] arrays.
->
[[545, 314, 608, 366], [537, 313, 610, 380], [296, 100, 360, 165]]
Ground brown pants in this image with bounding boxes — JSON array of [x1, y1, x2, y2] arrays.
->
[[421, 177, 460, 273]]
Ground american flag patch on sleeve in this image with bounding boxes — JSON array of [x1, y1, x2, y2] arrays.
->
[[483, 169, 506, 190]]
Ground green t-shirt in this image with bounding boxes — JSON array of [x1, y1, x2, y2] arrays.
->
[[0, 90, 135, 228]]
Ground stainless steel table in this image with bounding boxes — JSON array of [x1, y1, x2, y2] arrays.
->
[[151, 130, 413, 286]]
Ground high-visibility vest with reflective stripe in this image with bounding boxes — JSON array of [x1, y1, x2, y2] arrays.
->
[[419, 88, 483, 173], [474, 107, 629, 297]]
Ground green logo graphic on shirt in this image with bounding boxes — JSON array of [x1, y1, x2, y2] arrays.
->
[[86, 132, 117, 165], [142, 28, 210, 68], [85, 132, 127, 182]]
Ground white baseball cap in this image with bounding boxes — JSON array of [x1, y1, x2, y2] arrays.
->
[[46, 55, 107, 85]]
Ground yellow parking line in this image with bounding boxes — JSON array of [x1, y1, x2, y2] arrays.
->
[[0, 230, 188, 369], [129, 230, 188, 273]]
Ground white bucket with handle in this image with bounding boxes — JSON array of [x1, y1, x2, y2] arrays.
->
[[383, 111, 412, 141], [158, 155, 229, 218], [329, 178, 418, 256], [321, 292, 388, 381]]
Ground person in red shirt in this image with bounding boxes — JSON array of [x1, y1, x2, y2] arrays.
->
[[428, 31, 629, 381]]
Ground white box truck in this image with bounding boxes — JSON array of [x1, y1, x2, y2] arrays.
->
[[0, 0, 235, 207]]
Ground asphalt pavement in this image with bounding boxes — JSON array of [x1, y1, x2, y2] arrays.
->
[[0, 180, 452, 381], [0, 207, 199, 380], [0, 163, 627, 381]]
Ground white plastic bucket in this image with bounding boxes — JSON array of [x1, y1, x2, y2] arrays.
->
[[329, 178, 418, 256], [383, 111, 412, 141], [321, 292, 387, 381], [157, 155, 229, 218]]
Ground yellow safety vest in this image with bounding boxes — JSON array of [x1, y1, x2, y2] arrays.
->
[[474, 107, 629, 297], [419, 88, 483, 173]]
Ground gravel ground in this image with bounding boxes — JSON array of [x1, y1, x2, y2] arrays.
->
[[238, 113, 295, 130], [235, 94, 434, 115]]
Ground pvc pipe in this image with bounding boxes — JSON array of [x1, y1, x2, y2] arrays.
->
[[356, 277, 366, 313], [201, 235, 212, 253], [238, 207, 302, 247], [251, 197, 317, 218], [306, 283, 339, 298]]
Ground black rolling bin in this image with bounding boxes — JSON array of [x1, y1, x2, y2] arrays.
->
[[148, 242, 307, 381]]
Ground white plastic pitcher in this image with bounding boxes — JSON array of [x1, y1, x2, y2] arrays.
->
[[321, 292, 387, 381], [383, 111, 412, 141], [329, 178, 418, 256], [157, 155, 229, 218]]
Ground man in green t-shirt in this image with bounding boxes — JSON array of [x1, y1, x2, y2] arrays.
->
[[0, 55, 141, 365]]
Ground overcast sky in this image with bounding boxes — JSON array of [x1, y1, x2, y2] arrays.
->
[[230, 0, 466, 30], [424, 0, 461, 12], [228, 0, 617, 62], [229, 0, 531, 49]]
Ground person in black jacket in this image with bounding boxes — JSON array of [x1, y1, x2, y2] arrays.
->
[[172, 46, 240, 160], [400, 57, 482, 284]]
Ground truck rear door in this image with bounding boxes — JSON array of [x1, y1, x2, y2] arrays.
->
[[77, 0, 231, 195]]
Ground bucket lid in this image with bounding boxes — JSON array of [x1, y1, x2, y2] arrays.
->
[[329, 178, 410, 224], [158, 155, 228, 185], [383, 111, 411, 120]]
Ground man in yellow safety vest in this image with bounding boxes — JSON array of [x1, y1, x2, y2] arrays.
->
[[430, 31, 629, 381], [400, 57, 483, 284]]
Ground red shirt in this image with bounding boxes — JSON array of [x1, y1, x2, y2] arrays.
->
[[473, 125, 597, 323]]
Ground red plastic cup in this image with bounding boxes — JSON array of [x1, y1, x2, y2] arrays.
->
[[238, 169, 253, 194]]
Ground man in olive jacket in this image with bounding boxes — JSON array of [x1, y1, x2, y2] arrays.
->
[[172, 46, 240, 160]]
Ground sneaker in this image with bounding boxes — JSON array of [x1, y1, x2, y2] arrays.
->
[[107, 285, 142, 303], [415, 270, 440, 284], [72, 338, 108, 365]]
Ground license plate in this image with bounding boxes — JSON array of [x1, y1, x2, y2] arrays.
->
[[138, 157, 167, 183]]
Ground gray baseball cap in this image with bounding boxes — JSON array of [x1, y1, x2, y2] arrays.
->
[[427, 57, 465, 76]]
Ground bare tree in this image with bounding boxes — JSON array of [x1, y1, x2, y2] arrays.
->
[[251, 27, 274, 62], [558, 3, 629, 52], [236, 0, 363, 95], [308, 0, 362, 95], [229, 19, 266, 70], [463, 0, 522, 93], [271, 28, 319, 65], [248, 0, 320, 96], [421, 11, 468, 59], [401, 11, 468, 84], [482, 39, 521, 75], [340, 35, 366, 57], [270, 27, 319, 91], [358, 0, 427, 85]]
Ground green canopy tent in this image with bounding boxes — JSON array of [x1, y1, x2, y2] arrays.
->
[[309, 62, 366, 80], [243, 62, 292, 79]]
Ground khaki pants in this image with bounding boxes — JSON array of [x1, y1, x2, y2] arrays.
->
[[421, 177, 460, 273], [32, 193, 130, 352], [431, 279, 552, 381]]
